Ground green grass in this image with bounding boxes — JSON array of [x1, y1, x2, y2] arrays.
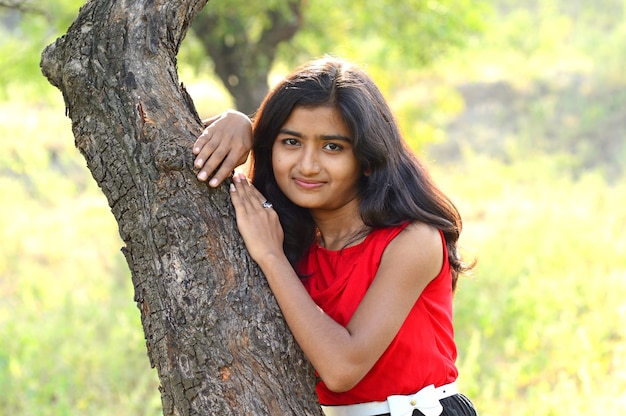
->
[[0, 97, 162, 415], [432, 156, 626, 415]]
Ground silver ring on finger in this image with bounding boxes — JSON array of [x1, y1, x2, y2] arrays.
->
[[262, 200, 273, 209]]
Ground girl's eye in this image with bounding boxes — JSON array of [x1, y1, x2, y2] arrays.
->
[[281, 138, 300, 146], [323, 142, 343, 151]]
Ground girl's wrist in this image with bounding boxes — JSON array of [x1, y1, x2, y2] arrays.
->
[[256, 251, 286, 269], [256, 253, 292, 280]]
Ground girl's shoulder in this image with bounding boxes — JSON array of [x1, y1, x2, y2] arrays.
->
[[401, 221, 442, 242], [380, 221, 444, 279], [375, 221, 441, 248]]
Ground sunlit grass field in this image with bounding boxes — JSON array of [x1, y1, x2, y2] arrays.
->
[[442, 157, 626, 415], [1, 84, 625, 416], [0, 97, 162, 415]]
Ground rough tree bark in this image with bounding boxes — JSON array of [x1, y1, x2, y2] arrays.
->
[[39, 0, 320, 414]]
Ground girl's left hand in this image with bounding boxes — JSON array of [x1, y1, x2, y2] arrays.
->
[[193, 110, 252, 187], [229, 173, 285, 265]]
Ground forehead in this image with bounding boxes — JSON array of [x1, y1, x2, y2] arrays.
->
[[281, 106, 352, 138]]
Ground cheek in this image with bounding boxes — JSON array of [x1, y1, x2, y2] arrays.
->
[[272, 157, 282, 176], [272, 157, 288, 188], [270, 148, 279, 172]]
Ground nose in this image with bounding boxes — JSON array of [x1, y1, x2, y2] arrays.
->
[[298, 147, 321, 175]]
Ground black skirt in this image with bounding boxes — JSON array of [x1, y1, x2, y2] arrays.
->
[[377, 393, 478, 416]]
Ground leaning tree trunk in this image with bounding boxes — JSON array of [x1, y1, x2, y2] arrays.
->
[[40, 0, 320, 414]]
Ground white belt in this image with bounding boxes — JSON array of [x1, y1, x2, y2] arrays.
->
[[321, 381, 458, 416]]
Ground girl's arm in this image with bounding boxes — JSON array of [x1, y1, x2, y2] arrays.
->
[[193, 109, 253, 187], [229, 174, 443, 392]]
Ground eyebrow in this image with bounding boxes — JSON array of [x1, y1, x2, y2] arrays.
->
[[278, 128, 353, 143]]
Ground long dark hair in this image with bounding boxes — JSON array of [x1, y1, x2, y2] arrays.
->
[[250, 57, 472, 289]]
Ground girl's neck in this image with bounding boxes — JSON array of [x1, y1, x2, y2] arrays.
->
[[311, 203, 369, 251]]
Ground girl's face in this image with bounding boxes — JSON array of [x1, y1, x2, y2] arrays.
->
[[271, 106, 362, 213]]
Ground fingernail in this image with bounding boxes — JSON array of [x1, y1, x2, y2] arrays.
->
[[198, 171, 207, 180], [209, 178, 218, 187], [229, 183, 235, 192]]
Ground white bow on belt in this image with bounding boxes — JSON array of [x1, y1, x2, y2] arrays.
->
[[387, 384, 443, 416]]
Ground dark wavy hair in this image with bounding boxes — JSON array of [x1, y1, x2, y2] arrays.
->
[[250, 57, 472, 289]]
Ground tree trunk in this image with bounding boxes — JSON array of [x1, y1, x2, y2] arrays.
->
[[39, 0, 320, 414]]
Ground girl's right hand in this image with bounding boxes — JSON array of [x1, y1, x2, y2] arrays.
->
[[193, 110, 253, 187], [229, 173, 285, 266]]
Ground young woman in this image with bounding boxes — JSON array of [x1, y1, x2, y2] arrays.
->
[[193, 57, 477, 416]]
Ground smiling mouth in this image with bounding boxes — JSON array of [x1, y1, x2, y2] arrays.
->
[[294, 178, 325, 189]]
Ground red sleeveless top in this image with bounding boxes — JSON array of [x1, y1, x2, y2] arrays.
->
[[298, 223, 458, 405]]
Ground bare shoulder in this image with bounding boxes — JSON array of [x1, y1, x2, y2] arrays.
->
[[379, 222, 444, 284], [399, 221, 442, 249]]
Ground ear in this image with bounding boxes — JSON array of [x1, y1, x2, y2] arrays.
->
[[363, 168, 371, 177]]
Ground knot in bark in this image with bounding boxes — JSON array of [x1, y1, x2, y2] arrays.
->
[[154, 139, 187, 172]]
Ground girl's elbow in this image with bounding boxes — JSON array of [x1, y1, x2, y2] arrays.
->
[[319, 368, 364, 393], [322, 377, 357, 393]]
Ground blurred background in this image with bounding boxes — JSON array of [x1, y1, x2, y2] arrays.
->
[[1, 0, 625, 414]]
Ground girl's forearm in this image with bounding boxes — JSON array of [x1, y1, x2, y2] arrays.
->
[[255, 254, 362, 392]]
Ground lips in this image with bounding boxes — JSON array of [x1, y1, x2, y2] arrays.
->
[[293, 177, 325, 190]]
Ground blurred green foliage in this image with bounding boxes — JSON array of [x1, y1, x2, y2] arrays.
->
[[1, 0, 625, 415], [0, 0, 81, 101], [276, 0, 487, 68]]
